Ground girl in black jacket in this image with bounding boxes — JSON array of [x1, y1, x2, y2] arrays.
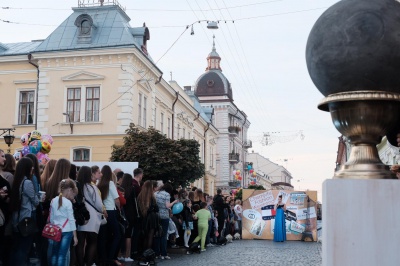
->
[[182, 200, 194, 248]]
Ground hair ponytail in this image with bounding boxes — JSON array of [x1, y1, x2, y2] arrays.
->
[[58, 192, 63, 209]]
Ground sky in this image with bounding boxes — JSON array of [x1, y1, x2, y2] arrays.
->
[[1, 0, 342, 201]]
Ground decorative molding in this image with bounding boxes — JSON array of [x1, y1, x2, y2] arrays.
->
[[13, 79, 37, 84], [62, 71, 105, 81]]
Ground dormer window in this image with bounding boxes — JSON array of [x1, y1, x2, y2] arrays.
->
[[75, 14, 94, 43], [81, 20, 91, 35]]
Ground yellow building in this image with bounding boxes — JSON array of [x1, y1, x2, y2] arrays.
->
[[0, 2, 218, 194]]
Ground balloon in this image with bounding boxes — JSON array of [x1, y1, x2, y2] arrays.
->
[[232, 170, 236, 176], [29, 130, 42, 142], [252, 172, 257, 177], [41, 134, 54, 145], [29, 140, 42, 155], [249, 169, 254, 173], [37, 152, 50, 164], [172, 202, 183, 214], [236, 170, 240, 175], [247, 165, 252, 170], [21, 146, 30, 156], [13, 151, 22, 161], [41, 141, 52, 154], [20, 134, 30, 146]]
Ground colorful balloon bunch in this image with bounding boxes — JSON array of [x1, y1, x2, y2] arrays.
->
[[233, 169, 242, 181], [20, 130, 53, 164], [248, 164, 257, 185]]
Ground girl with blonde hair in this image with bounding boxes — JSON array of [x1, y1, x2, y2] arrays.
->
[[40, 159, 57, 191], [47, 179, 78, 266], [45, 159, 71, 201]]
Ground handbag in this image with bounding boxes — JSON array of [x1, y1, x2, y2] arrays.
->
[[42, 200, 69, 242], [118, 209, 129, 229], [85, 198, 107, 225], [0, 209, 4, 226], [17, 179, 38, 237]]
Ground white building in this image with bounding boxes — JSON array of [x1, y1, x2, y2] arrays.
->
[[247, 152, 293, 190], [189, 37, 252, 193]]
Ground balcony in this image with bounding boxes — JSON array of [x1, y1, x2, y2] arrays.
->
[[228, 126, 241, 137], [243, 140, 252, 149], [229, 152, 240, 163], [228, 181, 241, 187]]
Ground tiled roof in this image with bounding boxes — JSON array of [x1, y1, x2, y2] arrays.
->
[[0, 42, 42, 56], [34, 5, 140, 52]]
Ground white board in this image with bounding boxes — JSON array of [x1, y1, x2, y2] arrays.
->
[[74, 162, 139, 175]]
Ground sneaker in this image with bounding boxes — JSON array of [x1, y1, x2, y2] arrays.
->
[[118, 257, 125, 261], [162, 256, 171, 260], [124, 257, 134, 262], [139, 262, 149, 266], [201, 249, 206, 252], [155, 255, 162, 259], [184, 245, 189, 248], [186, 251, 191, 255], [206, 243, 214, 247]]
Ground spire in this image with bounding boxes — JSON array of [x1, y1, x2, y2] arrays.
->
[[206, 35, 221, 71]]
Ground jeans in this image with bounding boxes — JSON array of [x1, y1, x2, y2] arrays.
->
[[10, 232, 34, 266], [106, 210, 122, 261], [48, 231, 73, 266], [153, 218, 169, 256]]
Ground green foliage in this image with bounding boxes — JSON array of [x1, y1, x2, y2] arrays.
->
[[110, 124, 205, 188]]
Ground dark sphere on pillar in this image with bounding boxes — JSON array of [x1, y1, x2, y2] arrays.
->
[[306, 0, 400, 96]]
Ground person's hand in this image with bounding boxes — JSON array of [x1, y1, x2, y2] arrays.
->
[[0, 189, 7, 199], [73, 236, 78, 246], [103, 210, 108, 219]]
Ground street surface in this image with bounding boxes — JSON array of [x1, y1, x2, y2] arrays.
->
[[153, 240, 321, 266]]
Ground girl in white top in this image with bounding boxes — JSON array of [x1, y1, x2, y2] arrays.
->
[[48, 179, 78, 266]]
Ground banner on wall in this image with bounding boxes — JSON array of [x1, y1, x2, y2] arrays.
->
[[242, 189, 317, 241]]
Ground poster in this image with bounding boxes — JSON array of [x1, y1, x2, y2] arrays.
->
[[242, 189, 318, 241]]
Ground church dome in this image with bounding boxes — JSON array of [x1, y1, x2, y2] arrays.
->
[[194, 35, 233, 99], [195, 70, 232, 99]]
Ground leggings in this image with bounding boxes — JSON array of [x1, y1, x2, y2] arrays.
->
[[76, 231, 98, 266], [183, 229, 191, 247], [193, 224, 208, 250]]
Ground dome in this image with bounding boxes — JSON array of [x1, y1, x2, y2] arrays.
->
[[306, 0, 400, 96], [195, 70, 233, 99]]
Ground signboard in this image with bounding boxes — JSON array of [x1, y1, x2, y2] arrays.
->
[[242, 189, 318, 241]]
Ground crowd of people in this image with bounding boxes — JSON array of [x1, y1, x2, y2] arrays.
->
[[0, 149, 244, 266]]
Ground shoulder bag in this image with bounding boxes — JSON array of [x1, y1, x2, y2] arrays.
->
[[17, 179, 38, 237], [42, 199, 68, 242]]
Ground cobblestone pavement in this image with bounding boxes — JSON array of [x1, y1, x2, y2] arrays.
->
[[155, 240, 322, 266]]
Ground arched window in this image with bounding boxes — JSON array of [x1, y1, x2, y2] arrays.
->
[[81, 20, 91, 35]]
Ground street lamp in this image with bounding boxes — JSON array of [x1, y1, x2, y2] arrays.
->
[[0, 128, 16, 153], [63, 112, 73, 134]]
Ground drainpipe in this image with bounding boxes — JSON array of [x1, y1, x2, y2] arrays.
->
[[241, 113, 247, 188], [171, 91, 179, 140], [28, 54, 39, 130], [203, 122, 210, 192]]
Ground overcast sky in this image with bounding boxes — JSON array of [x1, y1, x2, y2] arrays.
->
[[1, 0, 342, 200]]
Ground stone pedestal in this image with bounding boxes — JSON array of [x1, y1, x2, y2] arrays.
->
[[323, 180, 400, 266]]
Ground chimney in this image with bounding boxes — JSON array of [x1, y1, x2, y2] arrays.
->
[[184, 86, 192, 91]]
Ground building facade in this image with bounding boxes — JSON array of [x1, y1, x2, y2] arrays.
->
[[0, 2, 218, 193], [191, 37, 251, 193], [246, 152, 293, 190]]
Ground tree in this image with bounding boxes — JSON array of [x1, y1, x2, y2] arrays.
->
[[234, 185, 266, 201], [110, 124, 205, 188]]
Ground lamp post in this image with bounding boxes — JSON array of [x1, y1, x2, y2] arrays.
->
[[63, 112, 73, 134], [0, 128, 16, 153]]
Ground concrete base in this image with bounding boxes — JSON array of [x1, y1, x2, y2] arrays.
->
[[323, 179, 400, 266]]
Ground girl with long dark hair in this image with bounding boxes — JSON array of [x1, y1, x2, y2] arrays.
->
[[9, 157, 40, 265], [0, 153, 16, 188], [97, 165, 121, 266], [76, 166, 104, 266], [120, 173, 134, 262]]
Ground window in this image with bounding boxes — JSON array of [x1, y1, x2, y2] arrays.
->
[[73, 148, 90, 162], [210, 147, 214, 167], [182, 128, 185, 139], [167, 118, 171, 138], [160, 113, 164, 133], [85, 87, 99, 122], [67, 88, 81, 122], [143, 96, 147, 128], [177, 124, 180, 139], [188, 131, 191, 139], [138, 93, 142, 126], [81, 20, 91, 35], [18, 91, 35, 124]]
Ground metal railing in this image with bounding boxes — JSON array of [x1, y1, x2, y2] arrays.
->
[[78, 0, 126, 11]]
